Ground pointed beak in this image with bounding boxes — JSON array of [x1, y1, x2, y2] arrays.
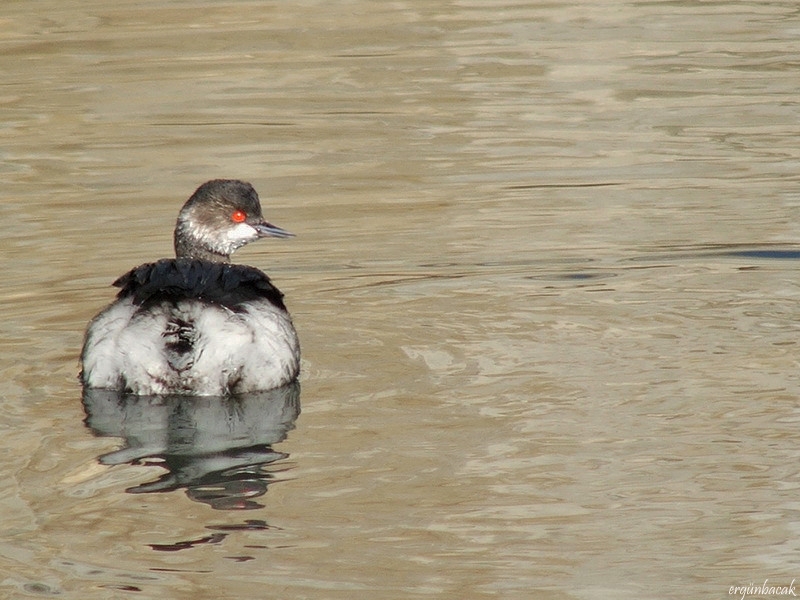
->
[[254, 221, 295, 239]]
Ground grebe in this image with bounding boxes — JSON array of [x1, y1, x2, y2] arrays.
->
[[80, 179, 300, 395]]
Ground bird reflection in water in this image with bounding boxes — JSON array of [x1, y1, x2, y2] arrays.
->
[[82, 383, 300, 510]]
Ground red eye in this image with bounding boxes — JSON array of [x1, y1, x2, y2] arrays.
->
[[231, 210, 247, 223]]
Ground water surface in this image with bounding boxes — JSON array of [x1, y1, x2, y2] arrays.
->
[[1, 1, 799, 599]]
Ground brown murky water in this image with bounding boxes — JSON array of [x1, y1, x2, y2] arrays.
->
[[2, 1, 799, 598]]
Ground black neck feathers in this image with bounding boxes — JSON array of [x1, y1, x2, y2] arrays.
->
[[113, 258, 287, 312]]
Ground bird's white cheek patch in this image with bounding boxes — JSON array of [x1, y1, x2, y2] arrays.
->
[[227, 223, 259, 245]]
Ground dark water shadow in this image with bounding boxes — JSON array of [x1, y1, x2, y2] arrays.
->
[[625, 243, 800, 263], [82, 383, 300, 511], [721, 249, 800, 260]]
